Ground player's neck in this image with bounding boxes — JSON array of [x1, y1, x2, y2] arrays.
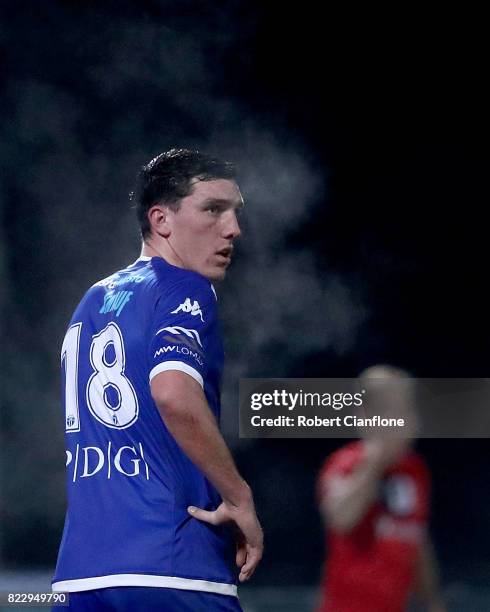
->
[[140, 239, 185, 269]]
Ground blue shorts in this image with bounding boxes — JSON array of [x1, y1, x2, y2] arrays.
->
[[52, 587, 243, 611]]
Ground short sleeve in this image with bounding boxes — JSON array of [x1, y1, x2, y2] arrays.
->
[[148, 274, 217, 388]]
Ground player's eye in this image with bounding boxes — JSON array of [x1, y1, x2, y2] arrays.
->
[[206, 205, 220, 215]]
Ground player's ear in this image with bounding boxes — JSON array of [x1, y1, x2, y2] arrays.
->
[[147, 204, 171, 238]]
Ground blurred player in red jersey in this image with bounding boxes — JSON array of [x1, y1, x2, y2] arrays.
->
[[316, 365, 446, 612]]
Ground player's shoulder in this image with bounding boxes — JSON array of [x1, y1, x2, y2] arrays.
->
[[74, 258, 157, 314], [90, 257, 155, 290], [87, 256, 214, 296]]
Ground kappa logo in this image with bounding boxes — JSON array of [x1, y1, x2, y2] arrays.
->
[[156, 326, 203, 348], [171, 298, 204, 322]]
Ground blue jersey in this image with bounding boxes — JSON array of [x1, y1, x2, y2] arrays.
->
[[52, 256, 237, 597]]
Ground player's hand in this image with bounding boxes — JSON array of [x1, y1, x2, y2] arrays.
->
[[188, 499, 263, 582]]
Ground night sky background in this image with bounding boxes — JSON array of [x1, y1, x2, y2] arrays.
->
[[1, 0, 489, 597]]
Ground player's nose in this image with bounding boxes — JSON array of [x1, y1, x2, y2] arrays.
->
[[222, 210, 241, 239]]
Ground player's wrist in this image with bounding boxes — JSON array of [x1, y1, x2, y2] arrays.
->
[[223, 481, 254, 510]]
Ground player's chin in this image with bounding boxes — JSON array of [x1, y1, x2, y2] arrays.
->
[[205, 264, 228, 282], [210, 269, 227, 282]]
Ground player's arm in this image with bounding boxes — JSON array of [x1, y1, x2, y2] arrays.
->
[[151, 370, 263, 582], [319, 439, 409, 533], [411, 533, 446, 612]]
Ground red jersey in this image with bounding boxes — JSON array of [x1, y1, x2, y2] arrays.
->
[[317, 441, 430, 612]]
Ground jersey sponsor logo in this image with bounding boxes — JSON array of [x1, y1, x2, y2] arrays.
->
[[156, 326, 203, 348], [97, 273, 146, 289], [171, 298, 204, 322], [99, 291, 133, 317], [66, 442, 150, 481], [153, 345, 204, 367]]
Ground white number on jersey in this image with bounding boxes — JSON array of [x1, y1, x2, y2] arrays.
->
[[61, 323, 82, 432], [62, 322, 139, 432]]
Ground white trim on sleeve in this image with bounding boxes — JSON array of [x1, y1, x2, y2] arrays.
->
[[149, 361, 203, 388], [52, 573, 237, 596]]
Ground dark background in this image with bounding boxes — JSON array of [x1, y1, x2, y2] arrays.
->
[[1, 0, 489, 595]]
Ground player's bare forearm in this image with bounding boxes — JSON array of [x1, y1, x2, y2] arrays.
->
[[151, 370, 249, 504]]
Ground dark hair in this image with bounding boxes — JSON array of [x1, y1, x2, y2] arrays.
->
[[131, 148, 236, 239]]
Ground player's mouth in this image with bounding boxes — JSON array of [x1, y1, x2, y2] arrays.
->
[[216, 246, 233, 265]]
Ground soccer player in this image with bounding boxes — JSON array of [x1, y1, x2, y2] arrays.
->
[[316, 366, 446, 612], [52, 149, 263, 611]]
